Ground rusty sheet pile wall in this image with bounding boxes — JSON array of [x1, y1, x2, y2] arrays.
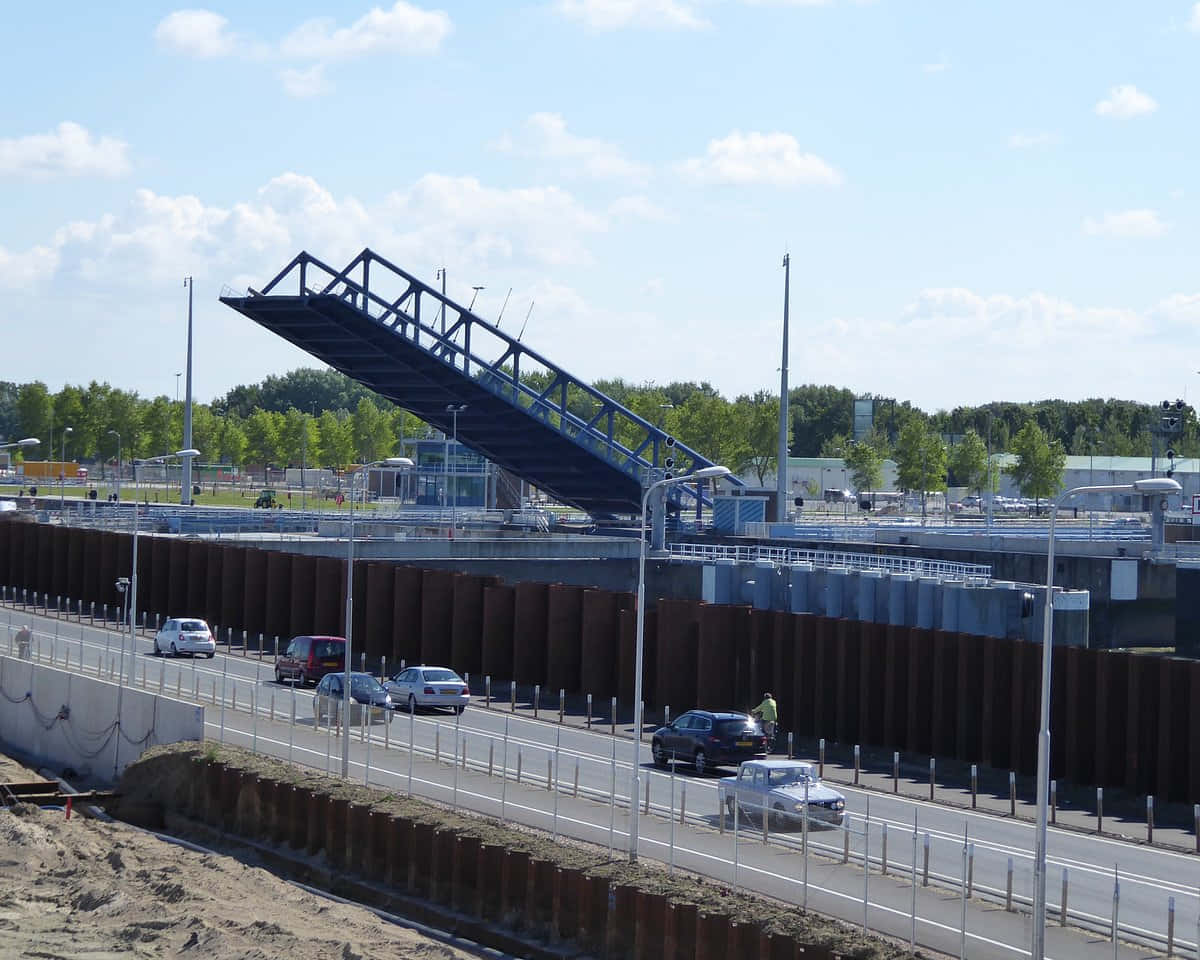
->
[[2, 522, 1199, 804]]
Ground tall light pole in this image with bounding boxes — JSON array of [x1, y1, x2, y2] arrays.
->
[[986, 412, 994, 533], [60, 426, 73, 511], [307, 401, 318, 511], [777, 254, 790, 522], [342, 456, 413, 777], [181, 278, 195, 506], [445, 404, 468, 530], [436, 267, 447, 337], [107, 430, 121, 502], [1030, 476, 1181, 959], [630, 464, 731, 861], [127, 449, 200, 684]]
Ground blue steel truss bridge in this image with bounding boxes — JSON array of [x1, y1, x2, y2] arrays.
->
[[220, 249, 740, 519]]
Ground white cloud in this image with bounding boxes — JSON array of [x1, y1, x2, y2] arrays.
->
[[0, 122, 130, 178], [0, 170, 609, 296], [386, 174, 606, 266], [680, 131, 842, 186], [1007, 131, 1060, 149], [1082, 209, 1168, 238], [154, 3, 451, 95], [494, 113, 650, 182], [802, 287, 1193, 409], [279, 1, 451, 59], [1190, 2, 1200, 31], [921, 61, 948, 73], [0, 171, 626, 403], [280, 64, 329, 98], [554, 0, 710, 31], [154, 9, 238, 58], [1094, 84, 1158, 118]]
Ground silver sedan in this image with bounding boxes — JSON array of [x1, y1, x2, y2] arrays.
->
[[718, 759, 846, 830]]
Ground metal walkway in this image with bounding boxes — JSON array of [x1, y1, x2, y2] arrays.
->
[[221, 249, 737, 518], [668, 542, 993, 580]]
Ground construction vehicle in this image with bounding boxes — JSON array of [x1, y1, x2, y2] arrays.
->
[[254, 489, 278, 509]]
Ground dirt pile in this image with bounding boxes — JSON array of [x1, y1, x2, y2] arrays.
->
[[115, 743, 916, 958], [0, 798, 480, 959]]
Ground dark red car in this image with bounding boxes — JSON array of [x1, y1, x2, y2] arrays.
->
[[274, 635, 346, 686]]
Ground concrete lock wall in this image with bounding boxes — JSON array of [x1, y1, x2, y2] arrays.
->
[[3, 520, 1200, 803], [0, 654, 204, 782], [760, 560, 1088, 645]]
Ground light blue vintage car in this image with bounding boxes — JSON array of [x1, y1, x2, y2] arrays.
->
[[718, 759, 846, 831]]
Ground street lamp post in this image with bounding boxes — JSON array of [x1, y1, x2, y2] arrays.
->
[[445, 404, 468, 531], [629, 465, 731, 861], [342, 456, 413, 777], [127, 449, 200, 684], [0, 438, 40, 473], [60, 426, 73, 512], [181, 278, 195, 507], [1030, 476, 1181, 959], [107, 430, 121, 502]]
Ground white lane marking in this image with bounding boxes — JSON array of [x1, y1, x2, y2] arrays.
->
[[16, 610, 1200, 901], [207, 717, 1065, 960]]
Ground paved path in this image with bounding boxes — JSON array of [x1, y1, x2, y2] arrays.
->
[[0, 601, 1193, 959]]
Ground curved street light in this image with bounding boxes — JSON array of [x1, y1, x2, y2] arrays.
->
[[629, 464, 731, 861], [107, 430, 121, 502], [0, 437, 40, 451], [445, 404, 469, 531], [123, 449, 201, 685], [1030, 476, 1181, 958], [342, 456, 414, 777], [60, 426, 73, 512]]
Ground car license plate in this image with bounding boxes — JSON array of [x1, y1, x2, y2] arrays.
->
[[323, 660, 338, 667], [736, 740, 753, 747]]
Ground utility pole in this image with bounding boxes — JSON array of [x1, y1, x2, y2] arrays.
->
[[181, 278, 195, 506], [777, 254, 790, 522], [986, 412, 994, 533], [437, 268, 447, 337]]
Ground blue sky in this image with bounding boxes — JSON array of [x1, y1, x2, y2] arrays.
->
[[3, 0, 1199, 412]]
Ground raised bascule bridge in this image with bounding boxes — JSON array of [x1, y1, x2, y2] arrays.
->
[[220, 248, 738, 527]]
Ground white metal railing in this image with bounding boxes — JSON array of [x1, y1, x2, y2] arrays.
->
[[668, 542, 992, 580], [742, 521, 876, 543], [0, 602, 1191, 960]]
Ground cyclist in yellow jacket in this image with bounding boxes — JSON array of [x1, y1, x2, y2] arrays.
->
[[751, 692, 778, 750]]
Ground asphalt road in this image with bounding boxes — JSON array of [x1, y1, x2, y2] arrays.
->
[[2, 603, 1195, 959]]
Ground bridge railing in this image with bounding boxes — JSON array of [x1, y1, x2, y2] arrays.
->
[[249, 249, 733, 500], [668, 542, 993, 580]]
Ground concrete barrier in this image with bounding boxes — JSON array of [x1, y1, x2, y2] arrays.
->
[[0, 654, 203, 781]]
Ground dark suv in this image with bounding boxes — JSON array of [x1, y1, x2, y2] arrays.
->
[[651, 710, 768, 776]]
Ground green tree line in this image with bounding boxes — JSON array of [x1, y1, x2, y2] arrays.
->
[[0, 372, 1189, 501]]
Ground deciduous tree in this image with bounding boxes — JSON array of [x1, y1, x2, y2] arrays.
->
[[1005, 421, 1066, 509]]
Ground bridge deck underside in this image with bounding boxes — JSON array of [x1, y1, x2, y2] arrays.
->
[[224, 295, 644, 516]]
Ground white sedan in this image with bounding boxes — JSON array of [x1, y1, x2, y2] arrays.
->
[[383, 666, 470, 714], [154, 617, 216, 658]]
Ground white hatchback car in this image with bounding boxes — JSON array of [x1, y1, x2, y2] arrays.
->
[[154, 617, 216, 658], [383, 665, 470, 714]]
